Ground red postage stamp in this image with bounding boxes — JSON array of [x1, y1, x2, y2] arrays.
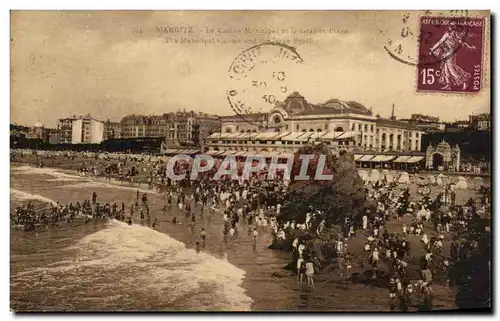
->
[[417, 16, 485, 93]]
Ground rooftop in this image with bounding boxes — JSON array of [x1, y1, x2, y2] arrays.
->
[[280, 92, 373, 116]]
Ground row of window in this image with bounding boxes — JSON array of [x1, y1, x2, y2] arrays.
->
[[208, 139, 420, 151], [351, 123, 375, 133], [210, 139, 353, 146], [350, 123, 420, 138], [121, 127, 192, 132], [232, 123, 345, 133], [227, 126, 346, 134], [230, 124, 419, 136]]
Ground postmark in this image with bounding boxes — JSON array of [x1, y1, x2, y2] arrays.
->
[[382, 10, 472, 67], [226, 43, 304, 127], [416, 16, 485, 93]]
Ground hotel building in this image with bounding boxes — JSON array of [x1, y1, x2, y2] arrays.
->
[[203, 92, 427, 166], [120, 111, 220, 146], [57, 115, 104, 144]]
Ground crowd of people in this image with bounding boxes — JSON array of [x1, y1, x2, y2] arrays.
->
[[10, 148, 491, 311], [11, 192, 132, 231], [331, 178, 491, 310]]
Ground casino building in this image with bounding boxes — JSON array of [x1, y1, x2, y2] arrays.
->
[[202, 92, 427, 168]]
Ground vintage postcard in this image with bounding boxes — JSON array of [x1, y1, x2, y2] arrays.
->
[[10, 10, 491, 312]]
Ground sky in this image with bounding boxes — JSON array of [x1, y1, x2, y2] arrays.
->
[[10, 10, 490, 128]]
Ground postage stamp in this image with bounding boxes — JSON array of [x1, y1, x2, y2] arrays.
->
[[416, 16, 485, 93], [226, 42, 304, 126]]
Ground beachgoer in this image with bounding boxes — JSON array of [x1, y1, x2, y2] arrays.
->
[[252, 228, 258, 250], [305, 260, 315, 288], [388, 277, 397, 310], [297, 257, 304, 284], [201, 228, 206, 248]]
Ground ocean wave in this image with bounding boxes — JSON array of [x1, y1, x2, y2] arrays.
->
[[11, 165, 85, 182], [61, 181, 158, 195], [10, 189, 57, 205], [13, 220, 253, 311]]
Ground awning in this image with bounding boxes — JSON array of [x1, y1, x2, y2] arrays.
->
[[226, 133, 243, 139], [393, 156, 412, 163], [222, 150, 237, 156], [318, 131, 343, 140], [233, 151, 247, 156], [380, 155, 396, 162], [281, 132, 306, 141], [296, 132, 315, 141], [358, 155, 375, 162], [213, 150, 226, 156], [369, 155, 385, 162], [234, 133, 252, 140], [206, 133, 221, 139], [275, 132, 292, 139], [335, 131, 360, 140], [370, 155, 396, 162], [406, 156, 425, 163], [253, 132, 281, 140], [163, 148, 180, 154], [354, 154, 364, 161], [205, 150, 220, 155], [181, 149, 199, 155]]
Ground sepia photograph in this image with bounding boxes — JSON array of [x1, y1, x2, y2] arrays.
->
[[9, 9, 491, 312]]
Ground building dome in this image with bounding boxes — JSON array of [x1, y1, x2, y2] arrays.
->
[[323, 99, 344, 109], [322, 99, 372, 115], [34, 121, 43, 128]]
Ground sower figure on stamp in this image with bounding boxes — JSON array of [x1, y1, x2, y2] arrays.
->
[[429, 22, 476, 90]]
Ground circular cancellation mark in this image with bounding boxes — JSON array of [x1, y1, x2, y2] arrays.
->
[[383, 10, 474, 67], [226, 42, 305, 127]]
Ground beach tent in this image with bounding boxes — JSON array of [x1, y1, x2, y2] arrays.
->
[[384, 173, 394, 183], [472, 177, 484, 190], [455, 176, 468, 189], [415, 175, 427, 185], [382, 170, 395, 183], [357, 170, 369, 182], [427, 175, 436, 184], [397, 171, 410, 184], [435, 173, 446, 186], [369, 169, 380, 183]]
